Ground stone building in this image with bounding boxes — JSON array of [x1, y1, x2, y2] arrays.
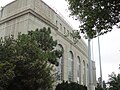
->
[[0, 0, 96, 88]]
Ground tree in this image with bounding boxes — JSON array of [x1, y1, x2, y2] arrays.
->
[[0, 27, 62, 90], [95, 80, 107, 90], [103, 81, 107, 90], [65, 0, 120, 39], [55, 81, 87, 90], [0, 36, 16, 90], [65, 1, 120, 89], [95, 83, 103, 90], [108, 72, 120, 90]]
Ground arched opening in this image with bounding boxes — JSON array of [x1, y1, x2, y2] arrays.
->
[[77, 56, 81, 84], [68, 51, 74, 82], [83, 60, 86, 85], [56, 44, 64, 80]]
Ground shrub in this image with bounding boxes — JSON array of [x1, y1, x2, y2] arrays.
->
[[55, 81, 87, 90]]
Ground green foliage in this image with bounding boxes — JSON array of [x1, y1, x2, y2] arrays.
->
[[95, 83, 103, 90], [0, 62, 15, 90], [66, 0, 120, 38], [95, 80, 107, 90], [27, 27, 62, 66], [108, 72, 120, 90], [70, 30, 81, 44], [0, 27, 62, 90], [55, 81, 87, 90], [103, 81, 107, 90]]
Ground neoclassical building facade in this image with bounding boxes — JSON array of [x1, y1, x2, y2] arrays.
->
[[0, 0, 96, 88]]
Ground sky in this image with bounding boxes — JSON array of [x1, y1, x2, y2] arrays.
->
[[0, 0, 120, 82]]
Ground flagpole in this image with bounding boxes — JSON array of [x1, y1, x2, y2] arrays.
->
[[88, 38, 94, 90], [98, 36, 103, 88]]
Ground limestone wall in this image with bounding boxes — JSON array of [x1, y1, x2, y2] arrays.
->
[[0, 0, 92, 86]]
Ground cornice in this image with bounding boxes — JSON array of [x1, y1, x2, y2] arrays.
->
[[0, 9, 58, 30]]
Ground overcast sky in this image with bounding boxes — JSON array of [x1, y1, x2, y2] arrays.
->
[[0, 0, 120, 82]]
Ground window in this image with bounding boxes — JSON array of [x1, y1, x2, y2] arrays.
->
[[56, 20, 58, 26], [83, 60, 86, 85], [56, 44, 64, 80], [60, 23, 62, 31], [87, 64, 89, 85], [64, 27, 66, 34], [77, 56, 81, 84], [68, 51, 74, 82]]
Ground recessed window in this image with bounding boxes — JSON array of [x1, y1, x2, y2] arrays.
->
[[64, 27, 66, 34], [68, 51, 74, 82], [56, 44, 64, 80], [77, 56, 81, 84], [60, 23, 62, 31], [83, 60, 86, 85], [56, 20, 58, 26]]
